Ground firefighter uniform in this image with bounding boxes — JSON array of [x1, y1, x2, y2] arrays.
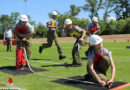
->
[[64, 26, 87, 65], [86, 47, 111, 82], [88, 23, 100, 35], [12, 21, 34, 59], [42, 19, 62, 55]]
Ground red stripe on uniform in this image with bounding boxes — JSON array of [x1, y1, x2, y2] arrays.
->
[[16, 27, 27, 34]]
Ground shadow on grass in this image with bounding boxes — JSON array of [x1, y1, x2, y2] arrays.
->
[[52, 76, 127, 90], [0, 66, 47, 75], [81, 57, 88, 61], [41, 63, 74, 68]]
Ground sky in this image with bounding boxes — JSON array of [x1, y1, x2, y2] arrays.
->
[[0, 0, 116, 25]]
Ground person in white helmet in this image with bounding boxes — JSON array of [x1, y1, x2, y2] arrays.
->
[[87, 17, 100, 35], [62, 19, 87, 66], [84, 35, 115, 88], [12, 14, 34, 69], [85, 17, 100, 57], [39, 10, 66, 60]]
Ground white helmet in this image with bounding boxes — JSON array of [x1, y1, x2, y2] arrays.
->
[[89, 35, 103, 45], [51, 11, 58, 16], [20, 14, 28, 21], [92, 17, 98, 22], [64, 19, 72, 25]]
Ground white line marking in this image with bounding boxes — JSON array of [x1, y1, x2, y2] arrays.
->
[[0, 56, 130, 64]]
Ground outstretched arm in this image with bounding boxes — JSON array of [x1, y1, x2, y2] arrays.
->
[[80, 29, 86, 41], [107, 58, 115, 88]]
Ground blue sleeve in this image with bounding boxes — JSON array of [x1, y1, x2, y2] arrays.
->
[[88, 24, 91, 30], [87, 50, 95, 60]]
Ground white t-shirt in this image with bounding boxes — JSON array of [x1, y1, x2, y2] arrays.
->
[[4, 29, 13, 38]]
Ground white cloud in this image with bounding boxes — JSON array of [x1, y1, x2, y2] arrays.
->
[[107, 17, 116, 22]]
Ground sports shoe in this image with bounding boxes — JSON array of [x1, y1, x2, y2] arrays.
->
[[59, 55, 66, 60], [39, 46, 43, 54]]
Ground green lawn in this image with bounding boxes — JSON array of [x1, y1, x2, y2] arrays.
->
[[0, 42, 130, 90]]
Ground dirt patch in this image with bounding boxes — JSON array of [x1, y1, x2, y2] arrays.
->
[[101, 34, 130, 42], [0, 34, 130, 44], [31, 34, 130, 43]]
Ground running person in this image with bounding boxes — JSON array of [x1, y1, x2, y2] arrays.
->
[[12, 14, 34, 68], [87, 17, 100, 35], [39, 10, 66, 60], [84, 35, 115, 88], [62, 19, 87, 66]]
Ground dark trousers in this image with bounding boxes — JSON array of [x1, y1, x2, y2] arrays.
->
[[6, 38, 12, 52]]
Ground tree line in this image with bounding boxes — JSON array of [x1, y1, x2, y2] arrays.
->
[[0, 0, 130, 39]]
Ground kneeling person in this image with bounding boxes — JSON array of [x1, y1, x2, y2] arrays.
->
[[85, 35, 115, 87]]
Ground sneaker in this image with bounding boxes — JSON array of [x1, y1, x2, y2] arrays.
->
[[59, 55, 66, 60], [39, 46, 43, 54]]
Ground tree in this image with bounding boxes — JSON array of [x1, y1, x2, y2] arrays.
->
[[82, 0, 104, 20], [0, 15, 11, 38], [116, 19, 126, 33], [10, 12, 20, 25], [103, 0, 114, 22], [123, 17, 130, 33], [34, 23, 47, 38], [113, 0, 130, 20], [69, 5, 81, 17], [99, 20, 117, 35]]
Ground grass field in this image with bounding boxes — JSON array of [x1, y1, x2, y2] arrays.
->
[[0, 42, 130, 90]]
